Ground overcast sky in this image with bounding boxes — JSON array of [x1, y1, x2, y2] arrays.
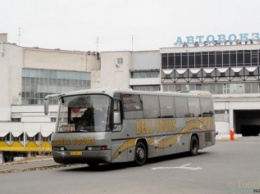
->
[[1, 0, 259, 52]]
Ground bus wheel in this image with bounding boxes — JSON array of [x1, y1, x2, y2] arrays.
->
[[134, 141, 147, 166], [190, 136, 199, 156]]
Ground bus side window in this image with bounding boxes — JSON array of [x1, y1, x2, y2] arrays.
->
[[142, 95, 160, 119], [174, 97, 188, 118], [159, 96, 174, 118], [188, 97, 200, 117], [114, 100, 121, 124], [200, 98, 214, 117], [122, 94, 143, 119]]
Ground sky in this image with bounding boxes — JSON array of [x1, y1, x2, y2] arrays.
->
[[1, 0, 260, 52]]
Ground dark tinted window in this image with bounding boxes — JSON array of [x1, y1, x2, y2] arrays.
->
[[168, 54, 174, 68], [209, 52, 215, 67], [189, 53, 195, 68], [159, 96, 174, 118], [175, 54, 181, 68], [223, 51, 229, 66], [195, 53, 202, 68], [216, 51, 222, 67], [162, 54, 167, 69], [188, 97, 201, 117], [122, 94, 143, 119], [175, 97, 189, 117], [200, 98, 214, 117], [142, 95, 160, 119]]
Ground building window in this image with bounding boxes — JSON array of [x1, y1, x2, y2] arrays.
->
[[161, 49, 260, 69], [11, 118, 21, 122], [249, 72, 254, 76], [132, 85, 160, 91], [223, 51, 229, 66], [195, 53, 202, 68], [175, 54, 181, 68], [234, 72, 239, 77], [244, 50, 251, 66], [131, 71, 159, 78], [168, 54, 174, 68], [117, 58, 123, 64], [22, 69, 91, 105], [220, 73, 226, 77], [162, 54, 168, 68], [230, 51, 237, 66], [202, 52, 209, 67], [209, 52, 215, 67]]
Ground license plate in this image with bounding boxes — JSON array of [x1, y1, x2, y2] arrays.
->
[[70, 151, 82, 156]]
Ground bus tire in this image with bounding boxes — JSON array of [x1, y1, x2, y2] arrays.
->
[[134, 141, 147, 166], [190, 135, 199, 156]]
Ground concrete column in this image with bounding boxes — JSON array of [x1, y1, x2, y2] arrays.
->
[[229, 107, 234, 132]]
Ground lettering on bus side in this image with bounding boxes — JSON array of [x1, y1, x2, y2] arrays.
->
[[55, 138, 95, 145], [56, 139, 71, 145], [136, 119, 176, 135], [73, 138, 95, 145]]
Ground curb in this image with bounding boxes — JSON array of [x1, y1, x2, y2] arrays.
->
[[0, 164, 65, 174]]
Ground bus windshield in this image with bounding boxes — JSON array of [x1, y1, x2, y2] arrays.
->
[[57, 94, 111, 132]]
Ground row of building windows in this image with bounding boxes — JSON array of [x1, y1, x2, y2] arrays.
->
[[163, 82, 260, 94], [22, 68, 90, 80], [22, 69, 91, 105], [22, 77, 90, 86], [131, 71, 159, 78], [162, 49, 260, 69], [132, 85, 160, 91]]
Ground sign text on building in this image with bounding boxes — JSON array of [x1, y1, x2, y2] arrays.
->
[[175, 33, 260, 47]]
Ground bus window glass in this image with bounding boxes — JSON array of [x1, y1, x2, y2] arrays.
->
[[58, 95, 111, 132], [159, 96, 174, 118], [113, 100, 121, 124], [200, 98, 214, 117], [188, 97, 201, 117], [175, 97, 188, 117], [142, 95, 160, 119], [122, 94, 143, 119]]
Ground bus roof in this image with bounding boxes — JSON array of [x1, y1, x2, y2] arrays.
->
[[61, 88, 212, 98]]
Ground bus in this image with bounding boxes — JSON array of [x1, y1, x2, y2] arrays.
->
[[44, 89, 215, 166]]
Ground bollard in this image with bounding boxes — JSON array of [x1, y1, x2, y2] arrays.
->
[[230, 130, 235, 141]]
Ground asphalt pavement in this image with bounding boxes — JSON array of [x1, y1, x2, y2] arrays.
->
[[0, 136, 257, 174]]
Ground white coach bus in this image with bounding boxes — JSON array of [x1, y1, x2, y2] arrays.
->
[[44, 89, 215, 166]]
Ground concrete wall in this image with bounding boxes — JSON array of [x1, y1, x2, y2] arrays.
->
[[0, 33, 7, 42], [24, 48, 99, 72], [131, 51, 160, 70], [214, 94, 260, 137], [0, 44, 23, 121], [100, 51, 131, 89], [0, 43, 101, 122]]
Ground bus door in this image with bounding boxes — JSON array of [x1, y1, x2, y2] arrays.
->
[[111, 100, 130, 163]]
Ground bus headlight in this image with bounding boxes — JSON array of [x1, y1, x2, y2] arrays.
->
[[52, 146, 65, 151], [86, 146, 107, 151]]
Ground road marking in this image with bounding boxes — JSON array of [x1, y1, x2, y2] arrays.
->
[[152, 163, 202, 171]]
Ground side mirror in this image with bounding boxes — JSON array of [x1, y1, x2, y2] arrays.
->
[[44, 98, 49, 115], [113, 112, 121, 124]]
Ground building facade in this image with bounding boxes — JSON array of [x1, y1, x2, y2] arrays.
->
[[1, 33, 260, 162], [99, 42, 260, 138], [0, 34, 100, 161]]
